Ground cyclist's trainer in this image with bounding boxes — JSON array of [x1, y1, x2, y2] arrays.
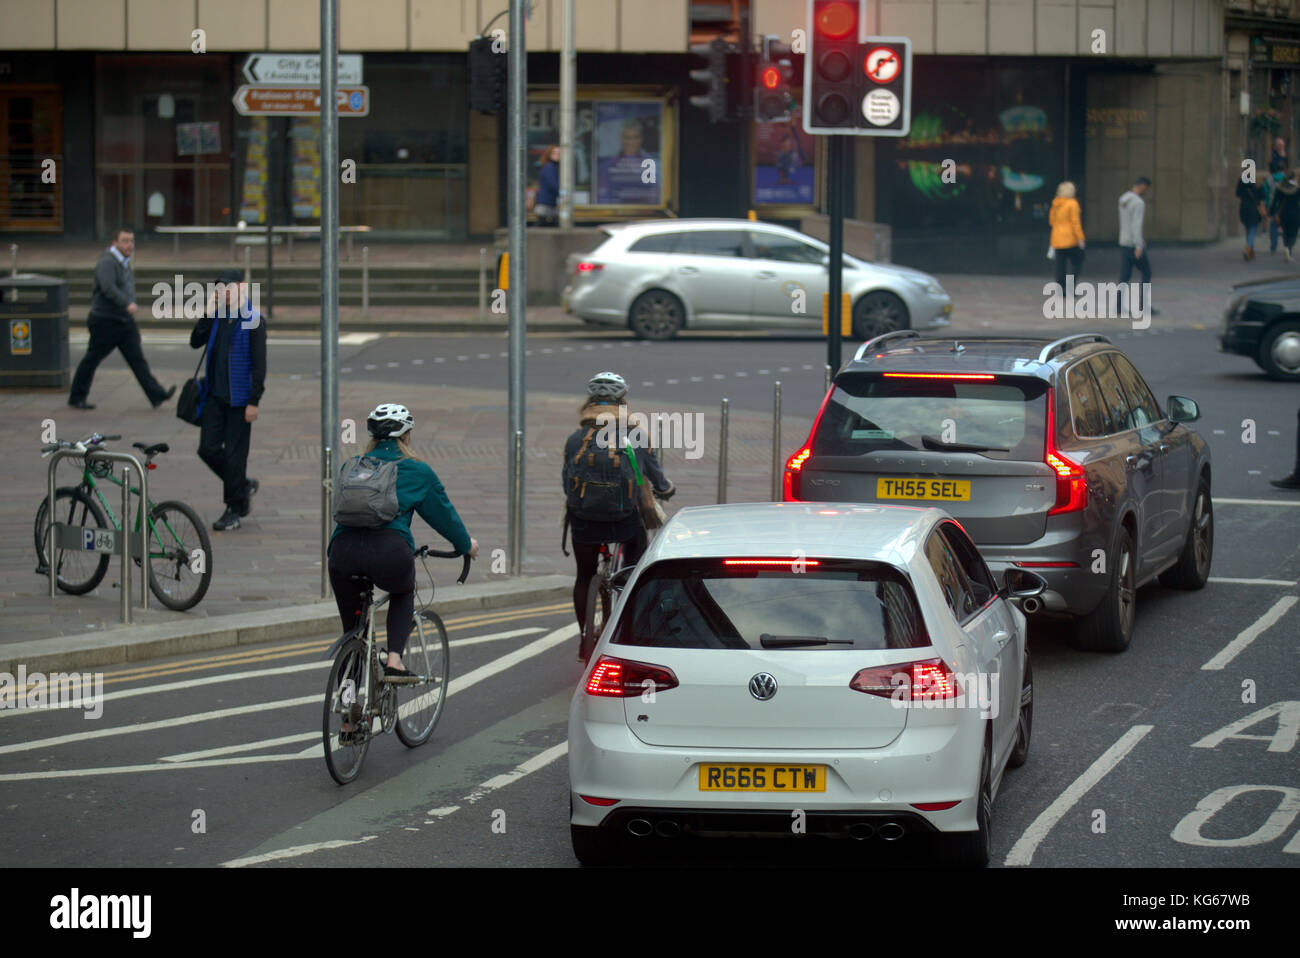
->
[[329, 404, 478, 681], [563, 372, 674, 633]]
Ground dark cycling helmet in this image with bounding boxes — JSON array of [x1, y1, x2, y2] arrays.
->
[[367, 403, 414, 438], [587, 371, 627, 401]]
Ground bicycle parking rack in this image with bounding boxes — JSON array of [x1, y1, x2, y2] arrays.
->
[[45, 448, 149, 624]]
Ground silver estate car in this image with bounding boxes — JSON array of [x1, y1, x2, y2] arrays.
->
[[783, 331, 1214, 653], [562, 218, 953, 340]]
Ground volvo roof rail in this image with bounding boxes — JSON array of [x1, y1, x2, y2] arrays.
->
[[853, 329, 922, 362], [1036, 334, 1111, 364]]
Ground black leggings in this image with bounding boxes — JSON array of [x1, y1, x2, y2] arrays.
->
[[328, 528, 417, 656], [572, 528, 648, 632]]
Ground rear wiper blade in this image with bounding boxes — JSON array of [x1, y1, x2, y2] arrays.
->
[[921, 435, 1009, 453], [759, 633, 853, 648]]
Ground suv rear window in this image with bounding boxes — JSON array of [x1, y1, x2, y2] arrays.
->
[[812, 372, 1048, 461], [613, 558, 930, 651], [628, 232, 682, 253]]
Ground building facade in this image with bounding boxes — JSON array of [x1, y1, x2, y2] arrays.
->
[[0, 0, 1258, 271]]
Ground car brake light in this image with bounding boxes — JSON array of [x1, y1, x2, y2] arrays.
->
[[575, 261, 603, 273], [585, 656, 679, 697], [882, 372, 995, 380], [783, 385, 836, 501], [850, 658, 958, 700], [1044, 387, 1087, 516], [911, 800, 962, 811], [580, 796, 620, 806], [722, 558, 821, 567]]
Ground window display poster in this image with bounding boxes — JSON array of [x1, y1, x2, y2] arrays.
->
[[176, 121, 221, 157], [594, 101, 662, 205], [238, 117, 268, 224], [526, 101, 594, 200], [290, 116, 322, 221], [753, 107, 815, 206]]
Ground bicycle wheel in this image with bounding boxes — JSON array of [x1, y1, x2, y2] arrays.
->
[[33, 486, 111, 595], [580, 573, 611, 662], [395, 609, 451, 748], [323, 637, 371, 784], [146, 500, 213, 611]]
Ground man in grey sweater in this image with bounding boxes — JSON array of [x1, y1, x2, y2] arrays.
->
[[1117, 176, 1158, 317], [68, 227, 174, 410]]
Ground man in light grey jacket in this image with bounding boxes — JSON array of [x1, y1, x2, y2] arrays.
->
[[1117, 176, 1158, 316]]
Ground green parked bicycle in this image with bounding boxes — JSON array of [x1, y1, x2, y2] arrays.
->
[[35, 432, 214, 611]]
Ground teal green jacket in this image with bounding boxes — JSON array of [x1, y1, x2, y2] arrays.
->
[[329, 440, 472, 554]]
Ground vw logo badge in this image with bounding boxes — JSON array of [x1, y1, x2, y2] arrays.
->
[[749, 673, 778, 701]]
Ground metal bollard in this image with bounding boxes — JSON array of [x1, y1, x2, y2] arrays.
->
[[511, 430, 524, 575], [362, 246, 369, 319], [824, 363, 832, 394], [322, 446, 333, 599], [244, 246, 252, 286], [717, 398, 729, 504], [121, 465, 132, 625], [771, 381, 782, 501], [9, 243, 16, 276], [479, 248, 487, 323]]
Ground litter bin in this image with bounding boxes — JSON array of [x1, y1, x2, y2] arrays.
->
[[0, 274, 69, 388]]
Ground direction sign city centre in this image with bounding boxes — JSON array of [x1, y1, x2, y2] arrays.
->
[[243, 54, 363, 85], [233, 85, 370, 116]]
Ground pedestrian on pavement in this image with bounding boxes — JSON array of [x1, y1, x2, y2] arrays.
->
[[562, 372, 675, 659], [534, 145, 560, 227], [67, 227, 175, 410], [1268, 168, 1300, 262], [190, 268, 266, 532], [1262, 170, 1283, 253], [328, 404, 479, 688], [1117, 176, 1157, 316], [1236, 163, 1267, 260], [1270, 136, 1288, 176], [1048, 180, 1085, 288], [1272, 405, 1300, 490]]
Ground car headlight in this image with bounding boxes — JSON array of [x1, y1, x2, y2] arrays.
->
[[906, 276, 945, 296]]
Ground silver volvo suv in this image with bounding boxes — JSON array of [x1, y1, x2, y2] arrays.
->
[[783, 331, 1213, 653]]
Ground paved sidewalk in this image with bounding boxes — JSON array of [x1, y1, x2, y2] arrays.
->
[[1, 235, 1280, 652]]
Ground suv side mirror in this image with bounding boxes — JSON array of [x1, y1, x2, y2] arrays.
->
[[1000, 568, 1047, 599], [1167, 395, 1200, 423]]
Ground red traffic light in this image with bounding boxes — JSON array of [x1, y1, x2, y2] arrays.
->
[[814, 1, 856, 39], [761, 66, 781, 89]]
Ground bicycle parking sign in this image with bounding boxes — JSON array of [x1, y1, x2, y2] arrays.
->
[[81, 528, 116, 553]]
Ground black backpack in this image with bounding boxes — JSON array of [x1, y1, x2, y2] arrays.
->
[[564, 427, 638, 521]]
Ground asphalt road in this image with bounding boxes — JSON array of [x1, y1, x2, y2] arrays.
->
[[12, 323, 1296, 868]]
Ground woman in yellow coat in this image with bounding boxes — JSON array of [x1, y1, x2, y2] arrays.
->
[[1049, 181, 1085, 289]]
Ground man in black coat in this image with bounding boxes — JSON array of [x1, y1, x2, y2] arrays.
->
[[67, 227, 175, 410]]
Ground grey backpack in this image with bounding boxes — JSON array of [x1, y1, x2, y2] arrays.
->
[[333, 454, 401, 528]]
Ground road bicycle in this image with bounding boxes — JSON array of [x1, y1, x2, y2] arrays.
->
[[321, 545, 471, 785], [35, 432, 214, 611], [579, 540, 628, 663]]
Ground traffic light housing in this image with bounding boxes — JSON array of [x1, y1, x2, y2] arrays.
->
[[804, 0, 860, 133], [468, 36, 506, 114], [754, 36, 794, 123], [688, 37, 729, 124]]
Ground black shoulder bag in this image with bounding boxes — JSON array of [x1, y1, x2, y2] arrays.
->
[[176, 342, 208, 426]]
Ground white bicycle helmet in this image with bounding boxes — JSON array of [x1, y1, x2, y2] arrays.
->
[[587, 371, 628, 401], [367, 403, 415, 438]]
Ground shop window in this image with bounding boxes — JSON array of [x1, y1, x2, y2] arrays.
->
[[0, 86, 62, 231]]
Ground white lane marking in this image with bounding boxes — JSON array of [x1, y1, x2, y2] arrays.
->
[[1249, 470, 1262, 476], [712, 374, 725, 380], [1268, 430, 1281, 435], [222, 836, 377, 868], [364, 364, 377, 370], [1004, 725, 1153, 867], [341, 367, 352, 373], [690, 376, 703, 382], [0, 627, 545, 719], [1214, 497, 1300, 507], [1207, 577, 1298, 587], [735, 371, 748, 377], [666, 379, 679, 385], [1212, 430, 1226, 435], [758, 369, 770, 375], [461, 741, 568, 806], [161, 732, 318, 763], [779, 366, 791, 372], [478, 353, 490, 359], [456, 355, 468, 360], [79, 333, 380, 347], [290, 374, 302, 380], [386, 362, 400, 368], [0, 625, 577, 779], [1202, 596, 1299, 671], [412, 358, 424, 365], [641, 381, 654, 387]]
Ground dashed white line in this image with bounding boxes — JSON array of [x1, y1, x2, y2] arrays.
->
[[690, 376, 703, 382], [478, 353, 490, 359], [222, 836, 377, 868], [735, 372, 748, 377], [1005, 725, 1154, 867], [386, 362, 400, 368], [666, 379, 679, 385], [412, 359, 424, 365], [1207, 577, 1298, 587], [758, 369, 770, 375], [641, 381, 654, 387], [1214, 497, 1300, 507], [713, 374, 725, 380], [456, 355, 469, 361], [1202, 595, 1298, 671], [461, 742, 569, 806], [341, 367, 351, 373]]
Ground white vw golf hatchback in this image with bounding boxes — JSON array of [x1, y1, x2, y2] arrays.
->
[[567, 502, 1044, 867]]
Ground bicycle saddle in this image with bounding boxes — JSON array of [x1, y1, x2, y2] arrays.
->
[[133, 442, 170, 456]]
